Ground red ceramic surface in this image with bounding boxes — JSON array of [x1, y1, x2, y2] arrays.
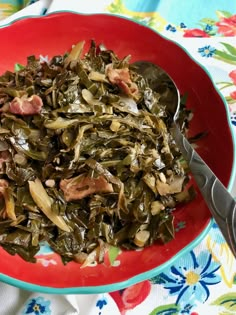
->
[[0, 12, 234, 293]]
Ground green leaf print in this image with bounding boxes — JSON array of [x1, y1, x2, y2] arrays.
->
[[216, 10, 232, 19], [225, 96, 236, 104], [219, 43, 236, 57], [149, 304, 180, 315], [199, 18, 216, 25], [211, 293, 236, 314], [214, 50, 236, 65], [131, 15, 144, 22], [218, 82, 234, 90], [108, 246, 120, 265]]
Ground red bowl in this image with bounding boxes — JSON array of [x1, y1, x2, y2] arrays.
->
[[0, 12, 234, 294]]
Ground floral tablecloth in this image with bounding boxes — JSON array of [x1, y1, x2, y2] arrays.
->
[[0, 1, 236, 315]]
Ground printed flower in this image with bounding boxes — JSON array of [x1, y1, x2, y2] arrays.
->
[[206, 223, 236, 288], [204, 24, 213, 33], [110, 280, 151, 315], [0, 4, 18, 18], [166, 24, 176, 32], [183, 29, 210, 37], [231, 113, 236, 126], [229, 70, 236, 85], [158, 250, 221, 305], [230, 91, 236, 100], [22, 297, 51, 315], [180, 22, 187, 29], [96, 296, 108, 310], [216, 15, 236, 36], [198, 45, 216, 58]]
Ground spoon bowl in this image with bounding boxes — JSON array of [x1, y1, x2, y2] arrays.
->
[[132, 61, 180, 119], [133, 60, 236, 257]]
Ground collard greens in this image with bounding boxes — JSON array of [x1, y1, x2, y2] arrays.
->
[[0, 40, 195, 264]]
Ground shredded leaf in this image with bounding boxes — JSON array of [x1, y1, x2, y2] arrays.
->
[[28, 178, 71, 232]]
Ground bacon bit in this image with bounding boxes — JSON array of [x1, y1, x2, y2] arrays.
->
[[106, 64, 139, 97], [60, 174, 114, 201], [9, 95, 43, 115]]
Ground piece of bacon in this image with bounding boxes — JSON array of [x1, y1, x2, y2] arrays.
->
[[60, 174, 114, 201], [106, 64, 139, 97], [9, 95, 43, 115]]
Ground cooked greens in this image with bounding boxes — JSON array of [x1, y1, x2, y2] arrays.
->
[[0, 40, 195, 264]]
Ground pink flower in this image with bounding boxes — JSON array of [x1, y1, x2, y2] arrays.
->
[[216, 15, 236, 36], [230, 91, 236, 100], [229, 70, 236, 85], [183, 28, 210, 37]]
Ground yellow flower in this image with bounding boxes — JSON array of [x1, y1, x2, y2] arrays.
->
[[0, 4, 19, 20], [106, 0, 168, 32], [206, 234, 236, 288]]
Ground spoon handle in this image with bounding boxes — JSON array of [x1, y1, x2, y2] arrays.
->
[[172, 122, 236, 257]]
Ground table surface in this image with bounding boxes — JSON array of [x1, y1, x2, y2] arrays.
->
[[0, 1, 236, 315]]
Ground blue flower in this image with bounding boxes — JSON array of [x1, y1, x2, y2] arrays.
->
[[22, 297, 51, 315], [96, 297, 108, 310], [180, 22, 187, 28], [232, 113, 236, 127], [205, 24, 213, 32], [198, 45, 216, 57], [159, 250, 221, 305], [166, 24, 177, 32]]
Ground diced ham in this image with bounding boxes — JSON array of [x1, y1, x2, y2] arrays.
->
[[106, 64, 139, 97], [9, 95, 43, 115], [60, 174, 114, 201]]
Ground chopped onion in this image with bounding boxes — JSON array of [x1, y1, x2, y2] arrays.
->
[[28, 178, 71, 232], [134, 230, 150, 247]]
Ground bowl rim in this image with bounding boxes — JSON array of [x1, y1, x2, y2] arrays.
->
[[0, 10, 235, 294]]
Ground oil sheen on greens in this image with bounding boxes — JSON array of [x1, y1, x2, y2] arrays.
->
[[0, 40, 194, 265]]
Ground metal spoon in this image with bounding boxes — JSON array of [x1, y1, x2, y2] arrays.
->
[[133, 60, 236, 257]]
